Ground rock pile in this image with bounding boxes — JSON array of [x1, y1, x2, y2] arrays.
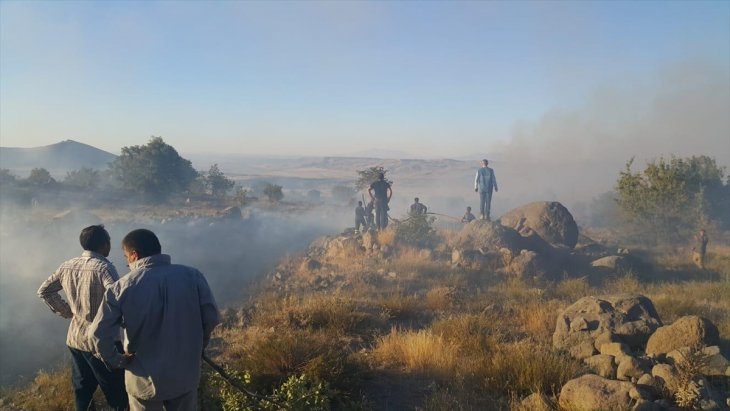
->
[[552, 294, 729, 410]]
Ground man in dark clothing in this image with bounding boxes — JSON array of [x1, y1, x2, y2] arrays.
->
[[462, 206, 476, 223], [364, 201, 375, 230], [368, 173, 392, 231], [355, 201, 367, 233], [409, 197, 427, 215], [692, 228, 709, 269], [474, 159, 498, 221]]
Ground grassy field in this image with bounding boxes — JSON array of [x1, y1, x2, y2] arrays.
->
[[2, 230, 728, 411]]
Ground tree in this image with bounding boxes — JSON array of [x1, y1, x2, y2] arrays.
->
[[234, 187, 253, 207], [263, 183, 284, 202], [64, 167, 100, 190], [111, 137, 198, 200], [26, 168, 56, 186], [615, 155, 728, 242], [205, 164, 235, 198], [0, 169, 17, 185], [355, 166, 391, 191]]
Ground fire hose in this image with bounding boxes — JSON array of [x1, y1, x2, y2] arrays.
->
[[202, 354, 291, 410]]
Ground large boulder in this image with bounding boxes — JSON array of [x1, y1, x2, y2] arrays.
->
[[553, 294, 663, 359], [559, 374, 634, 410], [502, 250, 560, 280], [498, 201, 579, 249], [450, 220, 523, 254], [645, 316, 720, 356]]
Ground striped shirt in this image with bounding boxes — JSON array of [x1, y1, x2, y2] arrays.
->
[[37, 250, 119, 352]]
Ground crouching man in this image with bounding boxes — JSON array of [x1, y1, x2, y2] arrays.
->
[[90, 229, 220, 411]]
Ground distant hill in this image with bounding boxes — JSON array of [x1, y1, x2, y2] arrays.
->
[[0, 140, 116, 176]]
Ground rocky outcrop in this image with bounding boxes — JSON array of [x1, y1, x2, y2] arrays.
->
[[498, 201, 579, 249], [645, 315, 720, 356], [450, 220, 523, 254], [553, 294, 663, 359]]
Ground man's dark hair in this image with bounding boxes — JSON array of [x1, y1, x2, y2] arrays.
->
[[122, 229, 162, 258], [79, 225, 110, 252]]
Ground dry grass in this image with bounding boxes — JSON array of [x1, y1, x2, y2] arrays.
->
[[549, 276, 593, 301], [376, 229, 396, 247], [515, 299, 562, 340], [6, 224, 730, 411], [3, 369, 74, 411], [373, 328, 459, 378], [478, 341, 582, 397]]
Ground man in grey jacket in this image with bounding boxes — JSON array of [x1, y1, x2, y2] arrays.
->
[[90, 229, 219, 411], [474, 159, 498, 221]]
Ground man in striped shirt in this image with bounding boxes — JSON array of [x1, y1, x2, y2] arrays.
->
[[38, 225, 128, 411]]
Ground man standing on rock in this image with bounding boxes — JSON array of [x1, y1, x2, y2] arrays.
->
[[37, 225, 128, 411], [368, 172, 392, 231], [474, 159, 498, 221], [90, 229, 219, 411]]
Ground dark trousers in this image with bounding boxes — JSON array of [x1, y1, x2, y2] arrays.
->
[[374, 202, 389, 230], [355, 216, 366, 231], [69, 347, 128, 411], [479, 190, 493, 219]]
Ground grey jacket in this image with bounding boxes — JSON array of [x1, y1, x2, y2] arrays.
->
[[90, 254, 219, 400], [475, 166, 498, 192]]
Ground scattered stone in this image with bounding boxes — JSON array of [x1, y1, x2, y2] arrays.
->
[[633, 399, 663, 411], [591, 255, 641, 272], [553, 294, 663, 359], [498, 201, 579, 248], [600, 342, 632, 357], [645, 315, 720, 356], [584, 354, 616, 379], [699, 346, 730, 377], [616, 355, 646, 381], [651, 363, 680, 394], [520, 392, 553, 411], [559, 374, 633, 410], [503, 249, 559, 280], [362, 231, 377, 250], [387, 271, 397, 279]]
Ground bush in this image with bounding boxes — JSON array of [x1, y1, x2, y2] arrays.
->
[[213, 368, 331, 411], [615, 155, 728, 242], [262, 183, 284, 202], [395, 214, 438, 248]]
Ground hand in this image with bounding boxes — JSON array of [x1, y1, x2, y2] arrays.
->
[[122, 352, 135, 367], [474, 188, 478, 192], [495, 188, 498, 192]]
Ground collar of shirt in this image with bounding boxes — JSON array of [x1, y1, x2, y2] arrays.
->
[[81, 250, 109, 261], [130, 254, 172, 270]]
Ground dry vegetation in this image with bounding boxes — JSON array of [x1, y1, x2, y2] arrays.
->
[[2, 230, 729, 411]]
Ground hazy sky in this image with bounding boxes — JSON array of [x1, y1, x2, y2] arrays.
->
[[1, 0, 728, 159]]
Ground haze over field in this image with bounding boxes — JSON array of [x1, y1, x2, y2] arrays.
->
[[1, 1, 729, 403]]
